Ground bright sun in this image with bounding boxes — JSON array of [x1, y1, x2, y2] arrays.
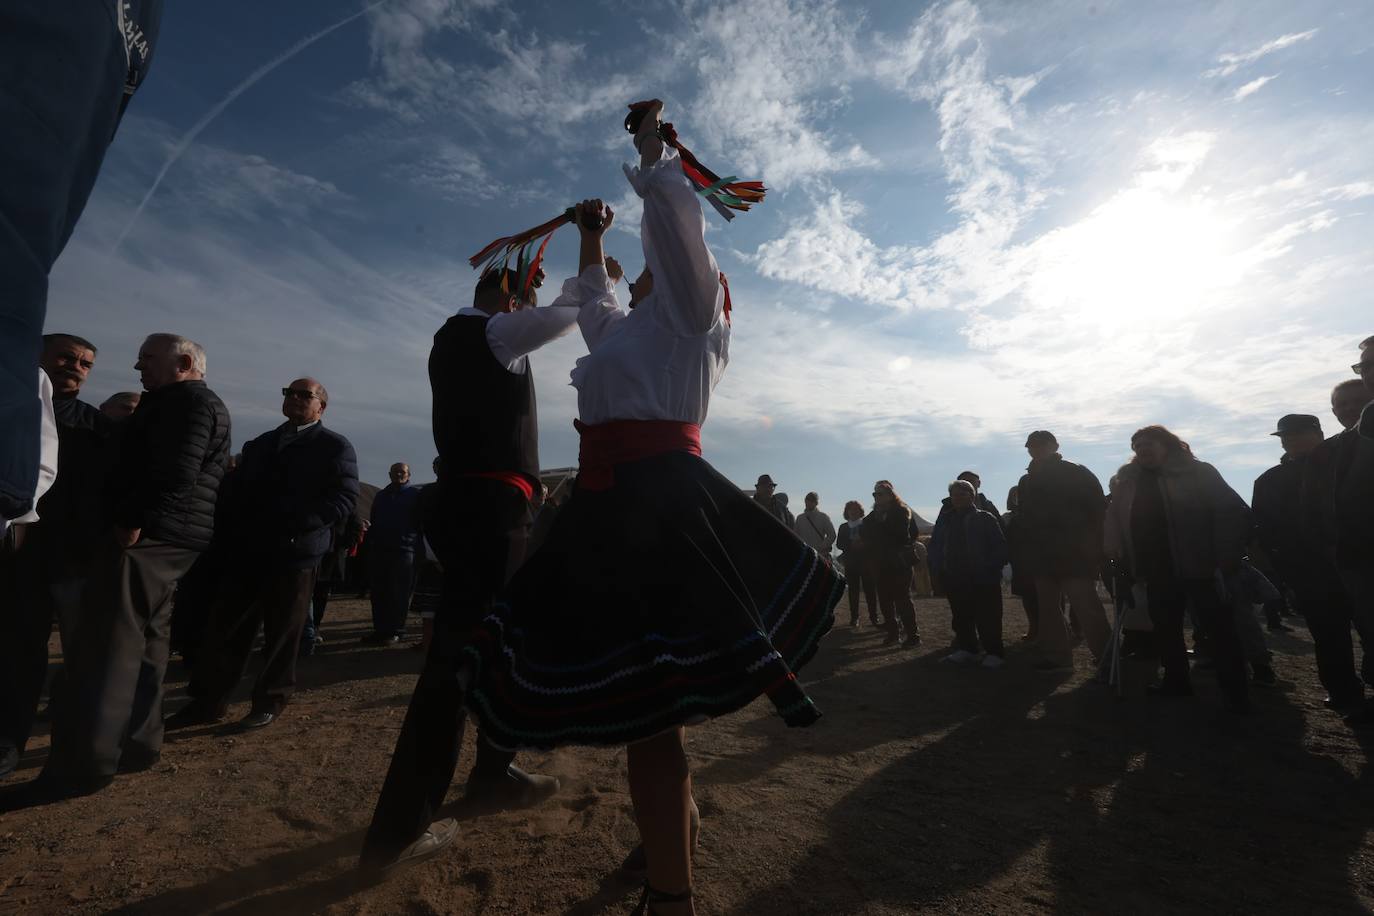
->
[[1025, 185, 1244, 331]]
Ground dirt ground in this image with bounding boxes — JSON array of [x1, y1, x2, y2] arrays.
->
[[2, 595, 1372, 915]]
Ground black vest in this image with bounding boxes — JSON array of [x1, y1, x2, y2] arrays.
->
[[429, 314, 539, 483]]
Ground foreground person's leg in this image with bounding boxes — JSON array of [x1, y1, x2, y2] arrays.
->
[[627, 727, 695, 915], [359, 652, 468, 869]]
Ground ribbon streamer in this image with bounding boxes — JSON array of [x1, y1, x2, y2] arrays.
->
[[468, 208, 578, 297], [627, 102, 767, 222]]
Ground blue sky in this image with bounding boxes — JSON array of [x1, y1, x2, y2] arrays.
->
[[48, 0, 1373, 520]]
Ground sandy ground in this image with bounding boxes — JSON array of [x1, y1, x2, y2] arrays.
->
[[2, 595, 1373, 915]]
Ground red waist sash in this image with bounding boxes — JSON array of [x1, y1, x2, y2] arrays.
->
[[456, 470, 536, 502], [574, 419, 702, 491]]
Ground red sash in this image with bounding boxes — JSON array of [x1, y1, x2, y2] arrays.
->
[[574, 419, 702, 491], [458, 470, 536, 502]]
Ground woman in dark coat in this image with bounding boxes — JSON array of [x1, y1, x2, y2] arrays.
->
[[862, 480, 920, 648], [837, 499, 879, 628]]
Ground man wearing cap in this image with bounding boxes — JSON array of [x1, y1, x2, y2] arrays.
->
[[1016, 430, 1110, 670], [753, 474, 795, 529], [1255, 415, 1364, 710]]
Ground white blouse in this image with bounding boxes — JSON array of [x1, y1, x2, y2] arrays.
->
[[556, 147, 730, 426]]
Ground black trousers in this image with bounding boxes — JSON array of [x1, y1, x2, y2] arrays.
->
[[44, 537, 199, 782], [947, 581, 1005, 657], [1146, 576, 1247, 704], [1296, 585, 1363, 701], [362, 479, 530, 863], [0, 524, 50, 753], [842, 553, 879, 624], [876, 565, 918, 638], [189, 560, 316, 715]]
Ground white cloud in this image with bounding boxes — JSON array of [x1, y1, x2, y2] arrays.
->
[[666, 0, 879, 188], [1231, 74, 1278, 101], [1204, 29, 1318, 78]]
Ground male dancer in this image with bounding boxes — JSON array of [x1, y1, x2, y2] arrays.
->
[[360, 265, 575, 869]]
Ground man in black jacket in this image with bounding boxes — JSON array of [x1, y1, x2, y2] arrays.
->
[[0, 333, 111, 778], [1254, 414, 1363, 710], [169, 377, 358, 732], [1017, 430, 1110, 670], [38, 333, 229, 798]]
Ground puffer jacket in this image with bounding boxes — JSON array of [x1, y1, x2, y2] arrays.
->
[[1016, 454, 1107, 578], [107, 379, 231, 551], [1104, 453, 1251, 581]]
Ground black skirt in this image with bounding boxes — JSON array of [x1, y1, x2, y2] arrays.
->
[[462, 450, 842, 750]]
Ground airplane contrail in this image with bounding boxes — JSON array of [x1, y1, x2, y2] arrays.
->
[[113, 0, 389, 252]]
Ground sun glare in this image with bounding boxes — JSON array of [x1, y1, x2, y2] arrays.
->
[[1025, 186, 1245, 332]]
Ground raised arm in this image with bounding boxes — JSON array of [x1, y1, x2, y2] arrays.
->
[[624, 104, 723, 336]]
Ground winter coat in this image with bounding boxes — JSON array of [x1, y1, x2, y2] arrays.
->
[[1104, 453, 1251, 582], [369, 483, 423, 552], [1302, 423, 1374, 571], [1016, 454, 1107, 578], [929, 506, 1009, 588], [861, 504, 915, 575], [222, 421, 359, 568], [107, 380, 231, 551], [1254, 455, 1342, 598], [933, 493, 1004, 533]]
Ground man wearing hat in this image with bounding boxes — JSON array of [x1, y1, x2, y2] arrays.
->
[[753, 474, 795, 529], [1016, 430, 1110, 669], [1255, 414, 1364, 710]]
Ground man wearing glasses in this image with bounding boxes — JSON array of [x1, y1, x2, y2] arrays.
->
[[168, 378, 358, 732]]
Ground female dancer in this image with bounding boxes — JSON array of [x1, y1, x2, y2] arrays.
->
[[460, 100, 843, 914]]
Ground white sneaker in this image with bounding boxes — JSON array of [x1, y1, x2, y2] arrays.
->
[[981, 654, 1006, 669], [943, 650, 976, 663]]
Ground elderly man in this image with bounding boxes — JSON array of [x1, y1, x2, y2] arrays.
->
[[1017, 430, 1110, 671], [1256, 414, 1363, 710], [367, 462, 423, 644], [1, 335, 114, 777], [37, 334, 229, 798], [753, 474, 794, 528], [169, 378, 357, 732]]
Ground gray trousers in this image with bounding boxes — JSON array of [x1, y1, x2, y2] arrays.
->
[[45, 537, 199, 782]]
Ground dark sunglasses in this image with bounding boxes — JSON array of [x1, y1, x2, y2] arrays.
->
[[282, 388, 320, 401]]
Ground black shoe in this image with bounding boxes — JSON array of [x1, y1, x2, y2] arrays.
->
[[237, 710, 277, 730], [1252, 664, 1278, 687], [366, 633, 401, 646], [1267, 621, 1293, 633], [164, 702, 224, 731], [465, 764, 560, 810], [849, 619, 859, 628], [1145, 683, 1194, 698], [0, 742, 17, 779], [902, 634, 922, 649], [880, 633, 898, 647]]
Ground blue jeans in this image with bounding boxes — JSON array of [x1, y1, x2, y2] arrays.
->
[[0, 1, 136, 516]]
